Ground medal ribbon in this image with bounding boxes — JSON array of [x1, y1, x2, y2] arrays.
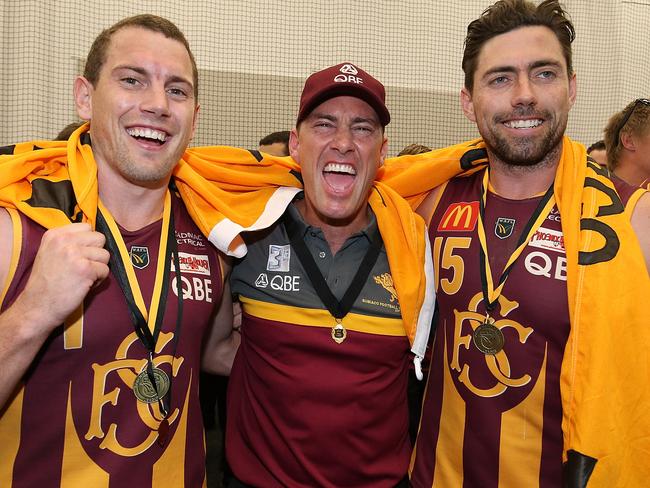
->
[[96, 191, 183, 430], [282, 211, 382, 324], [477, 170, 556, 312]]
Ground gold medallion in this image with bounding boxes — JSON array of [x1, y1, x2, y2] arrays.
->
[[331, 321, 347, 344], [133, 367, 170, 403], [472, 317, 504, 355]]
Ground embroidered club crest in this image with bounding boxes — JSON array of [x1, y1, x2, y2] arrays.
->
[[495, 218, 516, 239], [373, 273, 398, 302], [130, 246, 150, 269]]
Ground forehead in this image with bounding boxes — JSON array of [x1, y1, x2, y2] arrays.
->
[[102, 26, 194, 80], [308, 95, 380, 122], [475, 25, 567, 75]]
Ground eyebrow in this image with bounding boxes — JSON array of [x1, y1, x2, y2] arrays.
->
[[113, 65, 193, 88], [482, 59, 564, 78], [309, 112, 379, 126]]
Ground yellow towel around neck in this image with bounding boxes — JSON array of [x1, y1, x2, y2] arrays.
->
[[379, 136, 650, 487], [0, 124, 434, 360]]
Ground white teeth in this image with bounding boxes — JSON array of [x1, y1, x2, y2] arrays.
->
[[324, 163, 356, 175], [127, 127, 167, 142], [505, 119, 542, 129]]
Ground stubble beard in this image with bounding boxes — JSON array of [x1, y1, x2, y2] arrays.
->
[[483, 109, 568, 170], [114, 141, 182, 185]]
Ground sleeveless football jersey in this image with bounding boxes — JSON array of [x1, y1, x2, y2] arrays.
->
[[228, 203, 411, 488], [410, 169, 638, 488], [0, 192, 222, 488]]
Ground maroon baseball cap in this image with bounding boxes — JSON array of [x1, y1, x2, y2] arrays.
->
[[296, 62, 390, 126]]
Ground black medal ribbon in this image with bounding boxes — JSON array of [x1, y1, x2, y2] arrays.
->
[[282, 211, 382, 325], [478, 176, 555, 313], [96, 198, 184, 445]]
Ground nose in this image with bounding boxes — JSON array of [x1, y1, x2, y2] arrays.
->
[[331, 126, 354, 154], [511, 77, 536, 107], [141, 82, 170, 118]]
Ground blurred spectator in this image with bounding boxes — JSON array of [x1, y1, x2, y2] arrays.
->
[[586, 139, 607, 167], [259, 130, 290, 156], [604, 98, 650, 188], [54, 121, 85, 141], [398, 143, 431, 156]]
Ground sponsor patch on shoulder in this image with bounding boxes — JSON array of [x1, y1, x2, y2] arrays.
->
[[529, 227, 565, 253]]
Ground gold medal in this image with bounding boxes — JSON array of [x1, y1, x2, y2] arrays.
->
[[133, 367, 170, 403], [472, 316, 504, 355], [331, 320, 347, 344]]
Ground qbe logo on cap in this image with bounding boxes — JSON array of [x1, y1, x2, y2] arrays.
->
[[334, 63, 363, 84]]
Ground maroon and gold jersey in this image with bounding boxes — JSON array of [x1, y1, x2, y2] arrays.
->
[[410, 170, 639, 488], [228, 205, 411, 488], [0, 192, 222, 487]]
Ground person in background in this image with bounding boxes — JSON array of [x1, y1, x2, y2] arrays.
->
[[586, 139, 607, 167], [258, 130, 290, 156], [604, 98, 650, 188]]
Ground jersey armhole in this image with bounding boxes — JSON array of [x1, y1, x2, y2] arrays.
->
[[624, 187, 648, 219], [0, 208, 23, 309], [417, 181, 449, 226]]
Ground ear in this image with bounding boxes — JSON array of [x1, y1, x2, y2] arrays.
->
[[379, 135, 388, 166], [568, 72, 577, 108], [74, 76, 93, 120], [288, 128, 300, 163], [190, 104, 200, 140], [620, 130, 636, 151], [460, 87, 476, 122]]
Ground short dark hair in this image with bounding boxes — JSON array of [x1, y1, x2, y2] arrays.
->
[[83, 14, 198, 101], [259, 130, 290, 147], [462, 0, 575, 92], [397, 143, 432, 156], [586, 140, 605, 154]]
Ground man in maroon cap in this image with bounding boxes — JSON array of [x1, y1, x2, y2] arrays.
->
[[225, 62, 415, 488]]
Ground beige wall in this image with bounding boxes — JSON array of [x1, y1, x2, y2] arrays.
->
[[1, 0, 648, 154]]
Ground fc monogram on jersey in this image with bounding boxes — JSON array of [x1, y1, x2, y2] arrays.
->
[[450, 293, 536, 398]]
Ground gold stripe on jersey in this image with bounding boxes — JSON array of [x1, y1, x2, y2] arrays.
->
[[152, 373, 192, 487], [0, 208, 22, 308], [61, 384, 109, 487], [0, 387, 24, 487], [498, 346, 547, 488], [431, 328, 466, 487], [63, 305, 84, 350], [240, 296, 406, 337]]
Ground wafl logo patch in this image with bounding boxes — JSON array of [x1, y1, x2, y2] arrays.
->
[[495, 217, 516, 239], [129, 246, 149, 269]]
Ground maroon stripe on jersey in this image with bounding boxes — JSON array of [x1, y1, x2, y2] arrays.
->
[[12, 339, 69, 487], [462, 403, 501, 488], [538, 342, 564, 487]]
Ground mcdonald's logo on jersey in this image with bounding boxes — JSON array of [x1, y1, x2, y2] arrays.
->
[[438, 201, 479, 231]]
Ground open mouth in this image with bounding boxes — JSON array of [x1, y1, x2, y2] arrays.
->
[[323, 162, 356, 191], [126, 127, 168, 146]]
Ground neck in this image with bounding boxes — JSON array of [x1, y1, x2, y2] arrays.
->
[[98, 173, 169, 231], [294, 200, 369, 255], [614, 158, 650, 187], [487, 151, 559, 200]]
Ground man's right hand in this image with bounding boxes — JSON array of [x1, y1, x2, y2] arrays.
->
[[15, 223, 110, 334]]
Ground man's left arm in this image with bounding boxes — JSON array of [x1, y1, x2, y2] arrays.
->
[[631, 192, 650, 273], [201, 257, 240, 375]]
